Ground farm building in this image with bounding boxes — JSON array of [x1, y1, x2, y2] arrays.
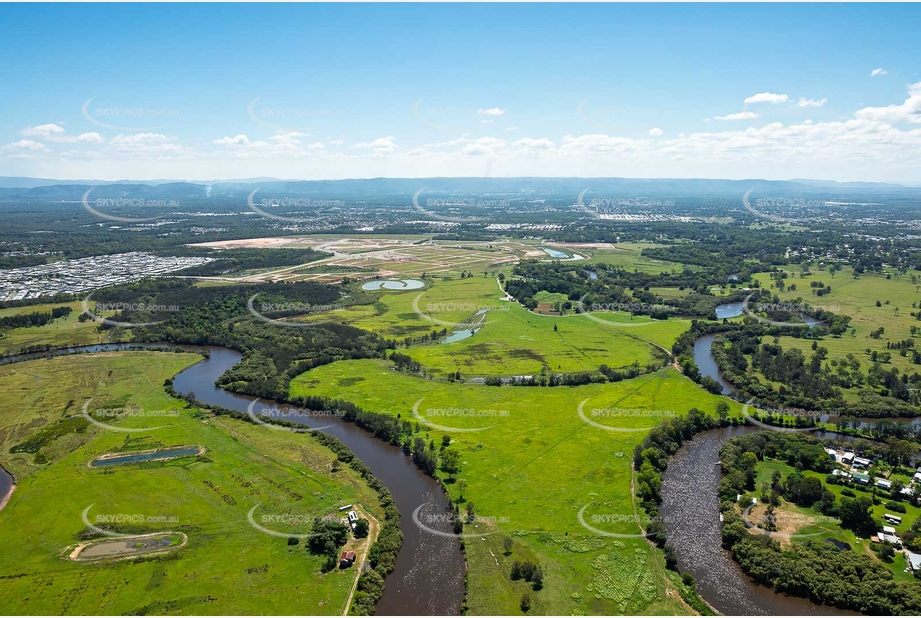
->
[[878, 532, 901, 546], [852, 457, 872, 469], [908, 552, 921, 572], [339, 550, 357, 568], [884, 513, 903, 525]]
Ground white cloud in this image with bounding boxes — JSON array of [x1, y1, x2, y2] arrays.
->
[[744, 92, 789, 105], [21, 124, 103, 144], [871, 68, 888, 77], [798, 97, 827, 108], [512, 137, 555, 150], [1, 139, 50, 160], [648, 127, 663, 136], [506, 126, 519, 132], [69, 132, 104, 144], [22, 123, 66, 137], [854, 81, 921, 124], [3, 139, 48, 152], [109, 133, 184, 156], [713, 111, 761, 121], [477, 108, 505, 117], [214, 134, 251, 146], [352, 136, 397, 154]]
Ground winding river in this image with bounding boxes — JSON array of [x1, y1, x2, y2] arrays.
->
[[660, 426, 857, 616], [2, 343, 465, 615]]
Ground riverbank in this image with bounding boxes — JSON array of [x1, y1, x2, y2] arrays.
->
[[167, 345, 466, 615], [0, 349, 378, 614], [661, 425, 859, 616], [0, 481, 14, 513]]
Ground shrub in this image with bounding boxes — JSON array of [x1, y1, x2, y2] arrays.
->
[[520, 594, 531, 612]]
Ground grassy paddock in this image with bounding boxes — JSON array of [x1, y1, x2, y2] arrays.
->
[[291, 360, 740, 615], [0, 301, 117, 355], [0, 352, 381, 615]]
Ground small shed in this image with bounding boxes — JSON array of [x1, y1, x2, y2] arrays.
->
[[908, 552, 921, 571], [339, 550, 357, 568], [884, 513, 903, 525], [853, 457, 872, 469]]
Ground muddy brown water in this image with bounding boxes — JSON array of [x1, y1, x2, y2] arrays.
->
[[2, 343, 465, 615], [169, 346, 466, 615]]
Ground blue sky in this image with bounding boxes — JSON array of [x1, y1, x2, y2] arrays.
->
[[1, 3, 919, 182]]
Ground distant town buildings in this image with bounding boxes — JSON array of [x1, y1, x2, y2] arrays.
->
[[0, 252, 212, 300]]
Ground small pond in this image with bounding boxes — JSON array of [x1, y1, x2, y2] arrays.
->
[[90, 446, 202, 468], [361, 279, 425, 291]]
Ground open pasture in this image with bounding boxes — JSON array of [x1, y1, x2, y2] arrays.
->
[[0, 352, 380, 615], [291, 360, 741, 615]]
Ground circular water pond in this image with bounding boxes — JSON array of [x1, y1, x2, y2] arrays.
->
[[361, 279, 425, 291]]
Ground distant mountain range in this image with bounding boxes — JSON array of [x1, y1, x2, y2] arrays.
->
[[1, 176, 919, 201]]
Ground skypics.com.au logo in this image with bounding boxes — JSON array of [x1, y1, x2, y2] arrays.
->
[[412, 189, 485, 224], [576, 189, 675, 219], [577, 506, 668, 539], [246, 399, 344, 433], [248, 97, 342, 132], [81, 399, 180, 433], [741, 398, 822, 433], [246, 504, 332, 540], [411, 294, 509, 328], [81, 98, 179, 132], [247, 294, 342, 327], [82, 187, 177, 223], [575, 295, 667, 328], [741, 293, 832, 328], [742, 189, 827, 224], [412, 503, 509, 539], [81, 505, 179, 538], [577, 399, 675, 433], [81, 293, 180, 328], [411, 398, 504, 433], [246, 189, 344, 223]]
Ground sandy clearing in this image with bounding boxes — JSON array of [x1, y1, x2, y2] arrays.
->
[[188, 237, 308, 249]]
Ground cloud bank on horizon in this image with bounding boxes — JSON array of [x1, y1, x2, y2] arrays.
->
[[0, 4, 918, 182]]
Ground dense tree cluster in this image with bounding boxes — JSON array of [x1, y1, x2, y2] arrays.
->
[[718, 431, 921, 613], [0, 305, 71, 330], [90, 279, 391, 399]]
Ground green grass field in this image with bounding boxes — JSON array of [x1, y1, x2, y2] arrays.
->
[[0, 352, 381, 615], [752, 266, 921, 386], [297, 275, 689, 378], [291, 360, 741, 615], [0, 301, 117, 355], [583, 243, 686, 274]]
